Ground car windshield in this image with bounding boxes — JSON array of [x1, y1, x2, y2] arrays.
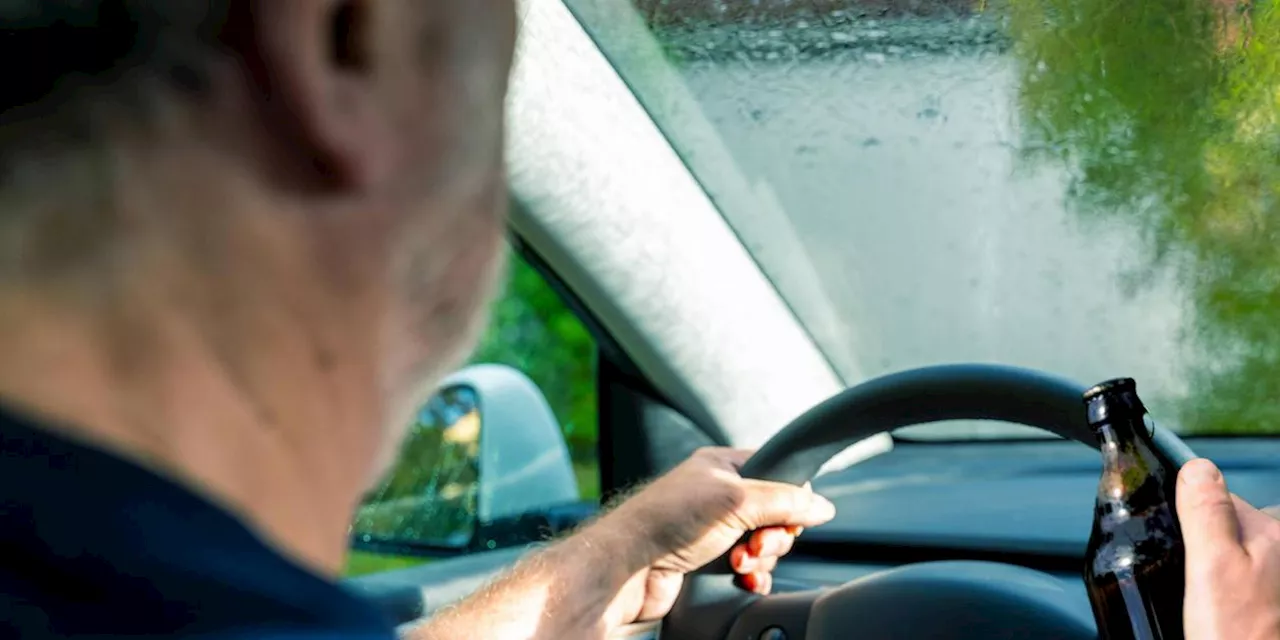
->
[[562, 0, 1279, 438]]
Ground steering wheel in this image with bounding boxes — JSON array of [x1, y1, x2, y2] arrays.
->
[[661, 364, 1198, 640]]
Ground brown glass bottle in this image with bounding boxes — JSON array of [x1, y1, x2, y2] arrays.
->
[[1082, 378, 1185, 640]]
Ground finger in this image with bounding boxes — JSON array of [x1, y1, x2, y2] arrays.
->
[[637, 571, 685, 622], [755, 571, 773, 595], [753, 555, 779, 574], [740, 571, 773, 595], [734, 536, 792, 574], [749, 527, 796, 558], [730, 544, 757, 574], [1232, 494, 1272, 530], [1177, 459, 1244, 564], [1261, 504, 1280, 521], [1229, 495, 1280, 555], [739, 479, 836, 529]]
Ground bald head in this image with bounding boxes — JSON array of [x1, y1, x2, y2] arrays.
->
[[0, 0, 518, 560], [0, 0, 515, 346]]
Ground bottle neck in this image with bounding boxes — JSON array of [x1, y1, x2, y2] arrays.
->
[[1096, 415, 1148, 454], [1095, 415, 1165, 509]]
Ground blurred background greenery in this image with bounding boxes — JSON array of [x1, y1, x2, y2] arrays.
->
[[1008, 0, 1280, 434]]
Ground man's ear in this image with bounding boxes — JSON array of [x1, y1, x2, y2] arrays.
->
[[226, 0, 390, 191]]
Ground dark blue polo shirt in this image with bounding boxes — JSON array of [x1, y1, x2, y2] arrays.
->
[[0, 405, 396, 639]]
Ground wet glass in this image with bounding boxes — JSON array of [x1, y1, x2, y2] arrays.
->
[[351, 386, 482, 549], [563, 0, 1280, 437]]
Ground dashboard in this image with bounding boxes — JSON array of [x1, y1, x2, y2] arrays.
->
[[771, 436, 1280, 598]]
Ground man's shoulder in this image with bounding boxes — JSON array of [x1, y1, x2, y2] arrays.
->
[[0, 561, 398, 639], [0, 621, 397, 640], [0, 409, 397, 639]]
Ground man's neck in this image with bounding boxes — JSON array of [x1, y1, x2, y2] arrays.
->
[[0, 286, 379, 577]]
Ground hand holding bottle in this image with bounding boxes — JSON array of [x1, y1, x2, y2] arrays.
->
[[1177, 458, 1280, 640]]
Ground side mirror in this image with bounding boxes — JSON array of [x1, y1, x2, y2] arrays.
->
[[352, 364, 583, 554]]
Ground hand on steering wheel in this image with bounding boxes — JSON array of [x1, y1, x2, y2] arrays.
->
[[592, 447, 835, 623]]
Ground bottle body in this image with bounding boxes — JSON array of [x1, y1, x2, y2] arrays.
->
[[1082, 379, 1185, 640], [1083, 492, 1185, 640]]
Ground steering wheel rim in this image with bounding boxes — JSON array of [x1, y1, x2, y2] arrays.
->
[[662, 363, 1198, 640]]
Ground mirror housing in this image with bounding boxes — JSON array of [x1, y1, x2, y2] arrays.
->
[[352, 364, 584, 555], [439, 364, 580, 525]]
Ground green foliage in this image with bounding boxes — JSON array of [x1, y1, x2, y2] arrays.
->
[[345, 550, 431, 578], [469, 252, 600, 460], [1008, 0, 1280, 434]]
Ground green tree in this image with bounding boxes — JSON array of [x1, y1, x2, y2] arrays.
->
[[469, 253, 599, 476], [1007, 0, 1280, 434]]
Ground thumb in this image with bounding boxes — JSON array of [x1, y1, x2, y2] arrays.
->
[[738, 479, 836, 530], [1177, 458, 1242, 564]]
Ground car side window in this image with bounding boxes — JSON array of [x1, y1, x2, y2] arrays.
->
[[345, 251, 599, 577]]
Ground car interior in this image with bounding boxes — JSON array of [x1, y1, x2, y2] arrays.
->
[[344, 0, 1280, 638]]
